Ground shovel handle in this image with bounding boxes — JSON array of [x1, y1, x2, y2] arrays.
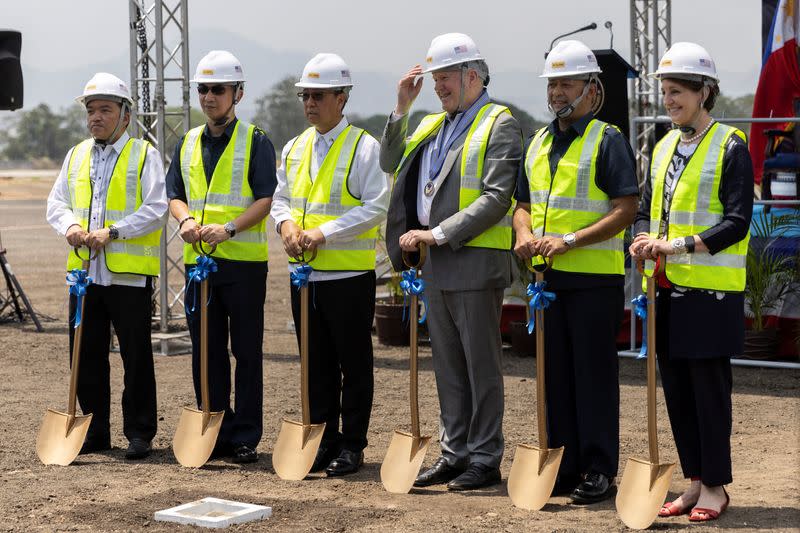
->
[[402, 243, 427, 269], [404, 244, 426, 439], [67, 249, 95, 418], [645, 272, 659, 466], [191, 242, 217, 257], [300, 274, 311, 426], [533, 267, 549, 448]]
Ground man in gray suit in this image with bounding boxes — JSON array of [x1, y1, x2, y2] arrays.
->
[[379, 33, 522, 491]]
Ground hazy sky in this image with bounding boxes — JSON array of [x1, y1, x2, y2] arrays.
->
[[5, 0, 762, 88]]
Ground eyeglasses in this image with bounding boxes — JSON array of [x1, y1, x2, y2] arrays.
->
[[296, 91, 343, 102], [197, 85, 229, 95]]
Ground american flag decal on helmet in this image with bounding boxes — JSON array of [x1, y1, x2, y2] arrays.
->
[[234, 65, 242, 72], [454, 45, 468, 53], [699, 58, 709, 66]]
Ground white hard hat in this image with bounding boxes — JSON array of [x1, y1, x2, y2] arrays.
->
[[651, 42, 718, 82], [541, 40, 602, 79], [422, 33, 484, 74], [75, 72, 133, 107], [295, 53, 353, 89], [191, 50, 245, 84]]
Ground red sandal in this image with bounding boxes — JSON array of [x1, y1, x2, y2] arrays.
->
[[658, 500, 694, 517], [689, 488, 730, 522]]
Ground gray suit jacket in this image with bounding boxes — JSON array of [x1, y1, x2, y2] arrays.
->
[[380, 108, 522, 291]]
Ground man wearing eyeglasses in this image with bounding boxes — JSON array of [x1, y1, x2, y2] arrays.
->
[[270, 53, 389, 477], [166, 50, 276, 464]]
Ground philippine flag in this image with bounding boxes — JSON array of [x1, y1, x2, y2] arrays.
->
[[750, 0, 800, 184]]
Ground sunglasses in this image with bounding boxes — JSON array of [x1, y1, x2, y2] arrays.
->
[[197, 84, 229, 95], [297, 90, 343, 102]]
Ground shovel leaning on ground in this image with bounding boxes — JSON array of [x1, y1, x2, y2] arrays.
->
[[380, 244, 431, 494], [173, 243, 224, 468], [616, 263, 676, 529], [507, 258, 563, 511], [273, 250, 325, 480], [36, 246, 96, 466]]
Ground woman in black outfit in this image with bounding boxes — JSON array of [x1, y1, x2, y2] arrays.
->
[[630, 42, 753, 523]]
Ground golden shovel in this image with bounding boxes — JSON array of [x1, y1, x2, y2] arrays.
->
[[173, 243, 224, 468], [508, 259, 564, 511], [273, 250, 325, 480], [380, 244, 431, 494], [616, 266, 676, 529], [36, 247, 96, 466]]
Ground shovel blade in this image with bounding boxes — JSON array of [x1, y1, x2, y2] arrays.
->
[[380, 430, 432, 494], [36, 409, 93, 466], [272, 418, 326, 480], [172, 406, 225, 468], [507, 443, 564, 511], [616, 457, 676, 529]]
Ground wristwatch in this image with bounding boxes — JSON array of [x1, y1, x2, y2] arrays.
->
[[671, 237, 687, 254], [108, 225, 119, 240], [562, 232, 577, 248], [224, 221, 237, 238]]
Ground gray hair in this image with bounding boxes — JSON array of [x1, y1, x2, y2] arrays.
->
[[465, 60, 490, 86]]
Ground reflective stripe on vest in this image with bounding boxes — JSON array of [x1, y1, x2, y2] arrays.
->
[[286, 125, 379, 271], [644, 123, 749, 291], [180, 121, 268, 264], [397, 103, 513, 250], [66, 138, 162, 275], [526, 119, 625, 275]]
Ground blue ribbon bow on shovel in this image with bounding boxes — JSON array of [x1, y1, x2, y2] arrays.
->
[[631, 294, 648, 358], [526, 280, 556, 334], [67, 268, 93, 328], [400, 268, 428, 324], [185, 255, 218, 316], [290, 264, 313, 290]]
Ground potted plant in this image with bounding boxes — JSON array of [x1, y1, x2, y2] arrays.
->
[[743, 209, 800, 359]]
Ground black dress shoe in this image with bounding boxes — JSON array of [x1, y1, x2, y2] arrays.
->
[[125, 438, 151, 460], [232, 444, 258, 464], [552, 474, 582, 496], [570, 472, 616, 504], [447, 462, 501, 491], [414, 457, 467, 488], [325, 449, 364, 477], [310, 444, 340, 473], [79, 439, 111, 455]]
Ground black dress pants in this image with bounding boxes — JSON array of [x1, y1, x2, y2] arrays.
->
[[185, 259, 267, 448], [656, 289, 733, 486], [68, 282, 157, 444], [543, 285, 623, 479], [290, 272, 375, 453]]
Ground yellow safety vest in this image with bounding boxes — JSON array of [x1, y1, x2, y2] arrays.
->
[[65, 137, 162, 275], [285, 125, 378, 271], [396, 103, 513, 250], [179, 121, 267, 264], [644, 123, 749, 291], [525, 118, 625, 275]]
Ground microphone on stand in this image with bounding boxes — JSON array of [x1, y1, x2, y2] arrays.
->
[[545, 23, 597, 58], [604, 21, 614, 49]]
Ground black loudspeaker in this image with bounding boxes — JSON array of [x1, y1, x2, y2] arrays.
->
[[0, 30, 23, 111], [592, 49, 636, 140]]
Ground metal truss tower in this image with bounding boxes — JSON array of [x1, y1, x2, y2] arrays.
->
[[128, 0, 191, 355], [629, 0, 671, 181]]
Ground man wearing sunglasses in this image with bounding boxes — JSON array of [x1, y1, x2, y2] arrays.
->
[[271, 53, 389, 477], [166, 50, 277, 464], [380, 33, 522, 491]]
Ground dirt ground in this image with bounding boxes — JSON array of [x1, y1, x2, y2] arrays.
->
[[0, 177, 798, 532]]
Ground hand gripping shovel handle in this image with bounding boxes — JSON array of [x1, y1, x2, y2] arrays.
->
[[402, 244, 427, 439], [68, 246, 97, 425]]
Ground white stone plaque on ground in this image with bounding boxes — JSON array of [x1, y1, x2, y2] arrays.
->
[[154, 497, 272, 528]]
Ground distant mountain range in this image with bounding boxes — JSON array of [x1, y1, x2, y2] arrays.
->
[[11, 29, 759, 123]]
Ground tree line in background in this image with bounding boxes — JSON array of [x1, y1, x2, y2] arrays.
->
[[0, 76, 756, 164]]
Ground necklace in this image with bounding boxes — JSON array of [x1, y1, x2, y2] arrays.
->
[[680, 118, 715, 144]]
